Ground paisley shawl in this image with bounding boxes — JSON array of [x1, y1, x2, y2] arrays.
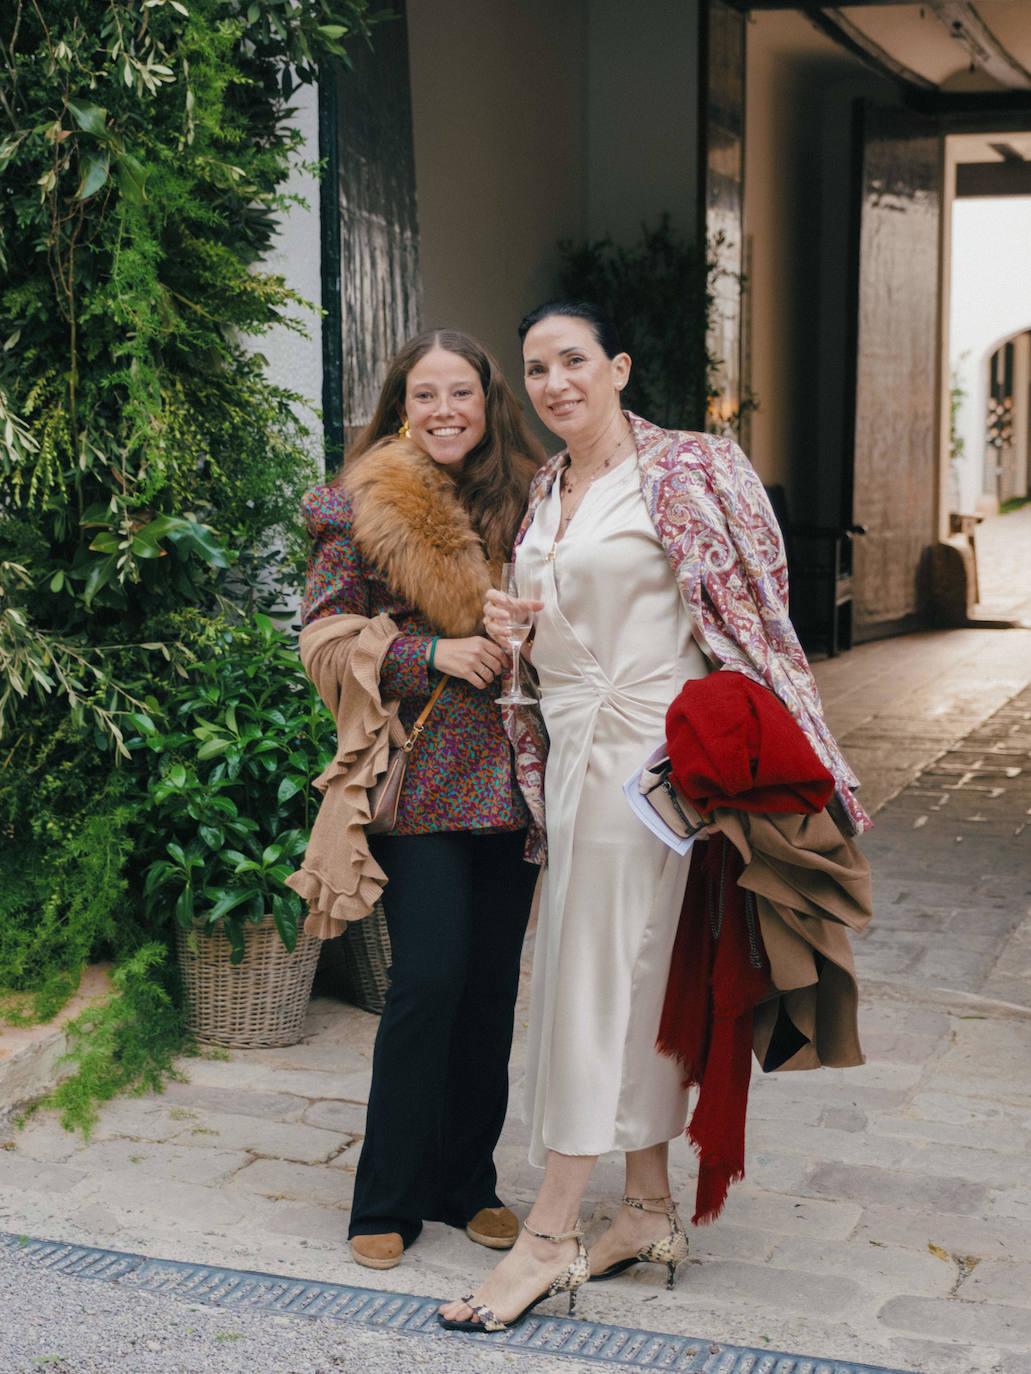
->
[[507, 411, 870, 850]]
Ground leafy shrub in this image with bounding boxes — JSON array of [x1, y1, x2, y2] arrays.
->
[[0, 0, 338, 636], [37, 943, 188, 1137], [556, 215, 722, 432], [132, 613, 334, 962], [0, 0, 384, 1125], [1, 0, 386, 723], [0, 706, 136, 1022]]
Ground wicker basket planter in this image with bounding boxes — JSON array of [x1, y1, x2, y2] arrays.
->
[[318, 900, 391, 1014], [176, 914, 321, 1048]]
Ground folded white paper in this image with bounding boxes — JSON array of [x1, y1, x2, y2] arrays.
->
[[622, 742, 698, 856]]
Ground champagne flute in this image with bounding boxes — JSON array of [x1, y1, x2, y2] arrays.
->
[[496, 562, 536, 706]]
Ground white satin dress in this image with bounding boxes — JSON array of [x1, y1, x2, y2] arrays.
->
[[518, 454, 710, 1167]]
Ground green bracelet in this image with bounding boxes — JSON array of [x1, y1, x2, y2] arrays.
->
[[427, 636, 439, 671]]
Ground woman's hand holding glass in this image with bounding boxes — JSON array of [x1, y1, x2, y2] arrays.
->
[[487, 564, 543, 707]]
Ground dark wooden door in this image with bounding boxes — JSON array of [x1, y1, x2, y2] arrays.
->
[[847, 101, 942, 640], [320, 1, 421, 468]]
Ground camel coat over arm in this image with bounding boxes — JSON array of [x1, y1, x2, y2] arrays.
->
[[717, 807, 873, 1072]]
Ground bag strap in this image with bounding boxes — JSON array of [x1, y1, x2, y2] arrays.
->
[[399, 674, 450, 755]]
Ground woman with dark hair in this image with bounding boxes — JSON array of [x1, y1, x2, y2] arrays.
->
[[288, 329, 545, 1271], [438, 303, 871, 1331]]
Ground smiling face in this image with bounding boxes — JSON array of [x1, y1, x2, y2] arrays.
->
[[402, 346, 487, 471], [521, 315, 630, 444]]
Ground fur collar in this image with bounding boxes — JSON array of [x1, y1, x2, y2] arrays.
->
[[342, 438, 490, 637]]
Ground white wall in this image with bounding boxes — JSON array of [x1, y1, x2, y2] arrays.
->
[[407, 0, 703, 427], [255, 80, 324, 465], [948, 195, 1031, 512], [406, 0, 587, 412]]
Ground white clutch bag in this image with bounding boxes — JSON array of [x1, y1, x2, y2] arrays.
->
[[638, 755, 709, 838], [622, 743, 708, 854]]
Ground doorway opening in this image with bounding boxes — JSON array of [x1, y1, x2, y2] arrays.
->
[[946, 132, 1031, 624]]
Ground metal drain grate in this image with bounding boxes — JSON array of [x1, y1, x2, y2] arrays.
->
[[2, 1231, 914, 1374]]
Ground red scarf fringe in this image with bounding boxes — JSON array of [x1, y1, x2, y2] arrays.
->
[[658, 835, 771, 1225]]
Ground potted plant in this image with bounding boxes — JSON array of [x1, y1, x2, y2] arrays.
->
[[131, 613, 333, 1047]]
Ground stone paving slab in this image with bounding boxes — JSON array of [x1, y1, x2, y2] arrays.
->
[[878, 1294, 1031, 1348], [852, 1206, 1031, 1262], [963, 1258, 1031, 1305], [163, 1109, 349, 1163]]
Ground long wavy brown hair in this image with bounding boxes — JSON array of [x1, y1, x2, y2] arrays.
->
[[337, 329, 545, 566]]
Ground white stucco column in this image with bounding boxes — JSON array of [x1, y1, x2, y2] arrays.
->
[[255, 79, 324, 465]]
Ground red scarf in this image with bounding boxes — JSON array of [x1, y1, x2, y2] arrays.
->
[[666, 670, 834, 817], [658, 672, 833, 1224]]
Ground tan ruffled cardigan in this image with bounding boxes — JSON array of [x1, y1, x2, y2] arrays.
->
[[285, 612, 405, 938]]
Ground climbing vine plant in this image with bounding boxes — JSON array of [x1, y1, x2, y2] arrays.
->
[[0, 0, 384, 1126], [1, 0, 384, 645]]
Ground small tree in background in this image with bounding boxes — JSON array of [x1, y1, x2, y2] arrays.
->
[[555, 215, 719, 433]]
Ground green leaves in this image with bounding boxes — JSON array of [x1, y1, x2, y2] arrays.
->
[[0, 0, 330, 643], [66, 98, 147, 205], [79, 510, 232, 610], [115, 152, 148, 206], [150, 516, 231, 569], [76, 153, 111, 202], [236, 0, 390, 87], [66, 99, 109, 138], [0, 0, 385, 1131], [134, 618, 333, 954]]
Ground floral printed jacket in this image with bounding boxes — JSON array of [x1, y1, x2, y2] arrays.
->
[[508, 412, 870, 862], [300, 438, 528, 836]]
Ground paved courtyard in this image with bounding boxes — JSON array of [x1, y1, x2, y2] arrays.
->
[[2, 625, 1031, 1373]]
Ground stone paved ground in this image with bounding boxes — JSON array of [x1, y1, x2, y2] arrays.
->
[[2, 641, 1031, 1374]]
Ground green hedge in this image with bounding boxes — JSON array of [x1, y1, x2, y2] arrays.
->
[[0, 0, 384, 1132]]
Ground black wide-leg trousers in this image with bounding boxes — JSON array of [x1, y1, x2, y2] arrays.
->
[[348, 829, 536, 1247]]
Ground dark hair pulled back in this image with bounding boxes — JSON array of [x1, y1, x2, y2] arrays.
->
[[517, 300, 623, 359]]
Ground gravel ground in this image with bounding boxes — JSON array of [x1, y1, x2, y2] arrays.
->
[[0, 1242, 616, 1374]]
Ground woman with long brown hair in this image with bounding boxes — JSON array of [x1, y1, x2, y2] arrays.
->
[[292, 329, 545, 1270]]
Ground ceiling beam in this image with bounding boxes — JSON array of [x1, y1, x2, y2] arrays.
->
[[907, 88, 1031, 121], [724, 2, 1031, 97], [956, 160, 1031, 196], [988, 141, 1027, 162], [927, 2, 1031, 90], [802, 6, 936, 90]]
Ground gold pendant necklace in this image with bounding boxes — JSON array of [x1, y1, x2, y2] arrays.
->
[[546, 426, 634, 561]]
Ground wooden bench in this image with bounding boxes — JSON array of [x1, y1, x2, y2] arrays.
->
[[765, 484, 867, 657]]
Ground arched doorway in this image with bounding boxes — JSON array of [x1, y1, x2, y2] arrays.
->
[[985, 328, 1031, 507]]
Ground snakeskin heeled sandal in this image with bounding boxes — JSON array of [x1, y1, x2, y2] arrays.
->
[[589, 1194, 689, 1290], [437, 1220, 591, 1333]]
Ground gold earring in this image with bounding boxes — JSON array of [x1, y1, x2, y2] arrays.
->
[[398, 417, 411, 439]]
